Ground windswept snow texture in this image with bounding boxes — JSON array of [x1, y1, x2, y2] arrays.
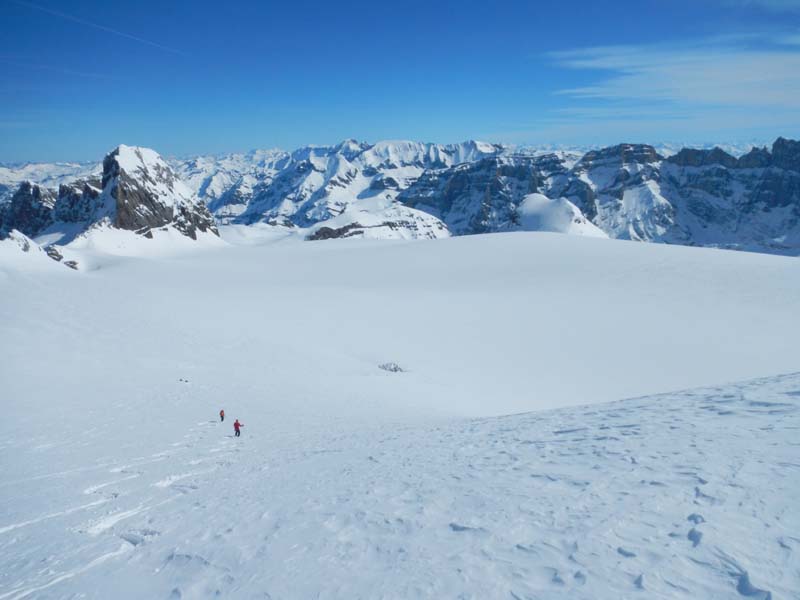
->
[[1, 232, 799, 598], [0, 370, 798, 598]]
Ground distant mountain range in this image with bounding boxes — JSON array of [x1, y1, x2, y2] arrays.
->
[[1, 137, 798, 265]]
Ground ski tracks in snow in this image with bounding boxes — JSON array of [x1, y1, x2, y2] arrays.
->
[[0, 407, 242, 599]]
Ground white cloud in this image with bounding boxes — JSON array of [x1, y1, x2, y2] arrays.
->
[[550, 37, 800, 109], [490, 35, 800, 145]]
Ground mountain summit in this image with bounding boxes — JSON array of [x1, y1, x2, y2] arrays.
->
[[101, 145, 217, 239], [0, 145, 218, 248]]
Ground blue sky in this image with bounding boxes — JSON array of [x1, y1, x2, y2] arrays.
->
[[1, 0, 799, 161]]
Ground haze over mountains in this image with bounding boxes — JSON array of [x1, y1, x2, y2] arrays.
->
[[1, 137, 799, 267]]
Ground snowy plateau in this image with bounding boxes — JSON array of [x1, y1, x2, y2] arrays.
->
[[0, 139, 799, 599]]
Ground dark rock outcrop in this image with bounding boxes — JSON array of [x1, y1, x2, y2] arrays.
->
[[737, 147, 772, 168], [772, 137, 800, 171], [54, 180, 103, 222], [400, 155, 555, 234], [577, 144, 662, 169], [307, 222, 367, 240], [0, 182, 56, 237], [667, 147, 738, 168], [102, 146, 218, 239]]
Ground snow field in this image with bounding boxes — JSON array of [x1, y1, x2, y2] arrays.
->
[[1, 231, 799, 598], [0, 373, 797, 598]]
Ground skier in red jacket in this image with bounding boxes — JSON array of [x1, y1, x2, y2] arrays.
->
[[234, 419, 243, 437], [219, 409, 225, 422]]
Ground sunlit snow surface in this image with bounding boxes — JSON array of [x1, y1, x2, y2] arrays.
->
[[1, 232, 799, 598]]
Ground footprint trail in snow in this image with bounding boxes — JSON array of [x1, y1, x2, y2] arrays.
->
[[0, 373, 798, 599]]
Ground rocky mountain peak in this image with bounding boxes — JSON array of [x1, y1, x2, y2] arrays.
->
[[772, 137, 800, 171], [0, 145, 219, 246], [737, 147, 772, 168], [101, 145, 218, 239], [103, 145, 184, 197], [667, 147, 738, 168], [576, 144, 662, 171], [333, 139, 372, 161]]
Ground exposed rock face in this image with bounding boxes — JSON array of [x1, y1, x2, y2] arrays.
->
[[0, 183, 11, 206], [738, 147, 772, 168], [0, 145, 218, 245], [748, 168, 800, 209], [592, 141, 800, 251], [102, 145, 218, 239], [54, 180, 103, 223], [400, 156, 554, 234], [577, 144, 662, 169], [308, 223, 370, 240], [399, 138, 800, 253], [772, 137, 800, 171], [0, 182, 56, 237], [398, 147, 666, 239], [667, 147, 738, 168]]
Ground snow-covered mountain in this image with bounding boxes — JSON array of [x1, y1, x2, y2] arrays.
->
[[169, 140, 500, 224], [399, 153, 570, 234], [100, 145, 217, 241], [575, 139, 800, 252], [400, 139, 800, 253], [165, 136, 800, 254], [0, 160, 101, 206], [2, 137, 799, 257], [172, 148, 290, 220], [0, 145, 218, 266], [172, 140, 502, 242]]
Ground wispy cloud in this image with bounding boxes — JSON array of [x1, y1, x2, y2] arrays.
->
[[719, 0, 800, 12], [9, 0, 187, 57], [492, 33, 800, 145], [550, 37, 800, 110]]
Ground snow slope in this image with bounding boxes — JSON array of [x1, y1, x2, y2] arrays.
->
[[0, 369, 797, 598], [517, 193, 607, 237], [1, 232, 799, 598], [0, 230, 65, 272]]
